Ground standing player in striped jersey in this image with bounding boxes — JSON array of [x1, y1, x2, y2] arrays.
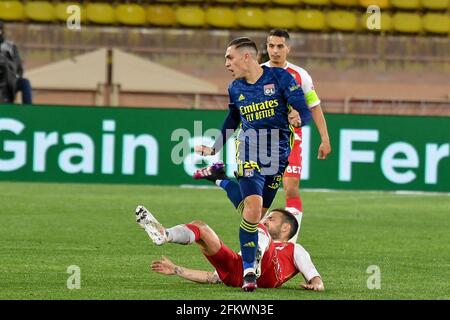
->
[[261, 29, 331, 242]]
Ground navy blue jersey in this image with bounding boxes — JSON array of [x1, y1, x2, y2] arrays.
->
[[213, 66, 312, 154], [228, 66, 311, 136], [227, 66, 311, 175]]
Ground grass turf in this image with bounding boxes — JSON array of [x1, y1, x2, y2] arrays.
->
[[0, 182, 449, 300]]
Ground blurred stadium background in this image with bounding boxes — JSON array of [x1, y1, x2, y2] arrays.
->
[[1, 0, 449, 114], [0, 0, 449, 300]]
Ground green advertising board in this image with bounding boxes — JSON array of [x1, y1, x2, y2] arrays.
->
[[1, 104, 449, 192]]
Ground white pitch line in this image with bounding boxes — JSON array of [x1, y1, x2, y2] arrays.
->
[[180, 185, 450, 197]]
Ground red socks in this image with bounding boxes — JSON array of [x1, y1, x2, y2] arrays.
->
[[286, 197, 302, 212], [185, 224, 201, 242]]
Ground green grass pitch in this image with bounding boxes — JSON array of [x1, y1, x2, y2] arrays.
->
[[0, 182, 449, 300]]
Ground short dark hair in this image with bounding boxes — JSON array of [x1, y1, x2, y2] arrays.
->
[[227, 37, 258, 55], [268, 29, 290, 41], [271, 208, 298, 240]]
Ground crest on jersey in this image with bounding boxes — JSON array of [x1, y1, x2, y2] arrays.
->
[[263, 84, 275, 96], [244, 169, 254, 177]]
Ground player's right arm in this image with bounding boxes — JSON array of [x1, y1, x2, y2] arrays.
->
[[151, 256, 222, 284], [195, 101, 241, 156], [212, 102, 240, 153], [293, 244, 324, 291], [298, 70, 331, 160], [311, 105, 331, 160]]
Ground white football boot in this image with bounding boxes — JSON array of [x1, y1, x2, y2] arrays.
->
[[255, 227, 270, 278], [135, 205, 167, 245], [255, 248, 262, 278]]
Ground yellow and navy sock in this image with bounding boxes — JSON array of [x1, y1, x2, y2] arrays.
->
[[239, 218, 258, 272]]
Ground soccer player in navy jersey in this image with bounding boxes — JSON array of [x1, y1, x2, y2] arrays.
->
[[194, 37, 312, 292]]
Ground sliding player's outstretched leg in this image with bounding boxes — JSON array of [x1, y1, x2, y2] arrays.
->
[[135, 205, 167, 245], [136, 205, 201, 246]]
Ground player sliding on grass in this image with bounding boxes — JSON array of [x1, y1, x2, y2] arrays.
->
[[135, 205, 324, 291]]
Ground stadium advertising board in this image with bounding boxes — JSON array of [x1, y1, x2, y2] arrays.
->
[[0, 104, 449, 192]]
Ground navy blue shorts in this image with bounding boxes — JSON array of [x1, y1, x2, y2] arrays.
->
[[235, 137, 290, 209], [238, 170, 283, 209], [236, 155, 288, 209]]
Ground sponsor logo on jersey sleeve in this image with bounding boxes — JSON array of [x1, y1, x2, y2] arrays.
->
[[289, 84, 300, 92]]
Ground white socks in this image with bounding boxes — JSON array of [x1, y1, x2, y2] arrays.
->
[[166, 225, 196, 245]]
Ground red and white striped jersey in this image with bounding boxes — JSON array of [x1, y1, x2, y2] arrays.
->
[[257, 225, 320, 288], [261, 61, 321, 109]]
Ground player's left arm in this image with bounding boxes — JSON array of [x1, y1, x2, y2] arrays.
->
[[151, 256, 222, 285], [301, 72, 331, 160], [311, 105, 331, 160], [293, 244, 324, 291]]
